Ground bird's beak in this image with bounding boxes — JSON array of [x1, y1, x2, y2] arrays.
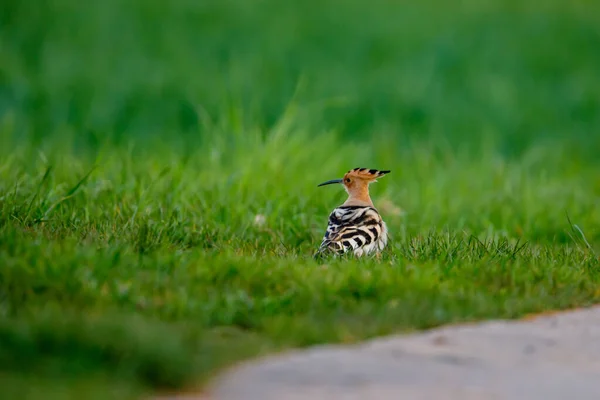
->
[[317, 178, 343, 187]]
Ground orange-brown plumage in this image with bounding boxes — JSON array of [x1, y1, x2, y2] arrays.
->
[[339, 168, 390, 207]]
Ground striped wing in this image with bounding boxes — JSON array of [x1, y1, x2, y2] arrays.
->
[[315, 205, 387, 257]]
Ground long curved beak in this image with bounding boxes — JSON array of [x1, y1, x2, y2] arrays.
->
[[317, 178, 343, 187]]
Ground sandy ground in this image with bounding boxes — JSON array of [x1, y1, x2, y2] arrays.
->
[[194, 306, 600, 400]]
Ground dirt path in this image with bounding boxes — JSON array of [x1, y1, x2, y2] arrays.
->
[[200, 305, 600, 400]]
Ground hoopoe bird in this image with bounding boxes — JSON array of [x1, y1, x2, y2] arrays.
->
[[314, 168, 390, 258]]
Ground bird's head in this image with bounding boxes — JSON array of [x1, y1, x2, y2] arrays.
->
[[318, 168, 390, 197]]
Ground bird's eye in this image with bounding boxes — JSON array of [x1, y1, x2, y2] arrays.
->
[[345, 178, 351, 183]]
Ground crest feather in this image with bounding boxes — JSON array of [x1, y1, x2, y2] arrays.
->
[[347, 168, 391, 179]]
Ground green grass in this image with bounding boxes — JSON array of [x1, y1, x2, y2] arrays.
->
[[1, 0, 600, 398]]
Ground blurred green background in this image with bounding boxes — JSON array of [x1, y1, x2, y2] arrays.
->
[[2, 0, 599, 153], [1, 1, 600, 399]]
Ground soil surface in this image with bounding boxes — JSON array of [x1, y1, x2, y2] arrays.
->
[[199, 306, 600, 400]]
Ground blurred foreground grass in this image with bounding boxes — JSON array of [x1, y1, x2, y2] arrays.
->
[[1, 0, 600, 399]]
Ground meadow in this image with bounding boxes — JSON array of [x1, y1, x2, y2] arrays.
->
[[1, 0, 600, 398]]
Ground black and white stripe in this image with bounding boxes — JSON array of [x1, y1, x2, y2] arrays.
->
[[315, 205, 388, 257]]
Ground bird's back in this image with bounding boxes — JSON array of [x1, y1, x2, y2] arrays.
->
[[316, 205, 388, 257]]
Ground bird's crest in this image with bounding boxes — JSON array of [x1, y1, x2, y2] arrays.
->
[[345, 168, 390, 181]]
